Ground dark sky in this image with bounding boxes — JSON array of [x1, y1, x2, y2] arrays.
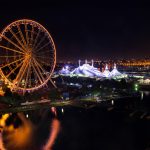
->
[[0, 0, 150, 61]]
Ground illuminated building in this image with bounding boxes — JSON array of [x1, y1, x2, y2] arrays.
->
[[59, 60, 127, 79], [138, 79, 150, 85], [71, 60, 103, 77]]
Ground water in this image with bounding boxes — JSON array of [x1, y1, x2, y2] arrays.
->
[[0, 93, 150, 150]]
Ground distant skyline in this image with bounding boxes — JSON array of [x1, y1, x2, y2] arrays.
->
[[0, 1, 150, 60]]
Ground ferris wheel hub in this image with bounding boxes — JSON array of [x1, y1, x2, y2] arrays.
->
[[25, 49, 32, 58]]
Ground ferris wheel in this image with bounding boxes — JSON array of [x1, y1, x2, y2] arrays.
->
[[0, 19, 56, 92]]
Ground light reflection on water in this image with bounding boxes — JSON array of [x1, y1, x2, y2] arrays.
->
[[0, 108, 60, 150], [43, 119, 60, 150]]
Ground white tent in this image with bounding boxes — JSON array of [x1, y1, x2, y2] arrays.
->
[[110, 64, 122, 77], [71, 60, 103, 77], [102, 64, 111, 77], [59, 66, 70, 75]]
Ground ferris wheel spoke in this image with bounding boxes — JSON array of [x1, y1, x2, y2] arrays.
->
[[1, 57, 24, 69], [37, 52, 54, 60], [32, 29, 41, 48], [36, 56, 49, 58], [33, 58, 47, 73], [0, 55, 22, 58], [31, 61, 43, 84], [38, 49, 53, 55], [15, 58, 29, 88], [9, 28, 26, 52], [34, 35, 46, 50], [15, 58, 28, 81], [33, 58, 49, 81], [36, 57, 53, 66], [28, 65, 32, 88], [0, 34, 25, 53], [36, 59, 51, 66], [24, 61, 31, 89], [0, 45, 24, 54], [37, 57, 54, 63], [38, 57, 54, 66], [36, 54, 53, 63], [25, 24, 29, 47], [35, 42, 50, 52], [30, 25, 34, 46], [6, 61, 23, 78], [33, 58, 46, 82], [16, 24, 27, 48], [31, 65, 38, 86], [35, 55, 53, 60]]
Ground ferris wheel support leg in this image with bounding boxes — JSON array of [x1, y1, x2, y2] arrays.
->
[[49, 78, 57, 88]]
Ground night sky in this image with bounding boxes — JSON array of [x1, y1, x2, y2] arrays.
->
[[0, 1, 150, 61]]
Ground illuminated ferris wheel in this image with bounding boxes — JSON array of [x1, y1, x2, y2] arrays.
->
[[0, 19, 56, 92]]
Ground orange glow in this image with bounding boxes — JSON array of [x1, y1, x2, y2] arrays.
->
[[43, 119, 60, 150], [0, 87, 5, 96], [0, 114, 9, 127], [0, 133, 6, 150], [3, 113, 34, 149], [6, 125, 14, 132]]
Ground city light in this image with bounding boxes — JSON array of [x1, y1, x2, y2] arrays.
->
[[61, 108, 64, 113]]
